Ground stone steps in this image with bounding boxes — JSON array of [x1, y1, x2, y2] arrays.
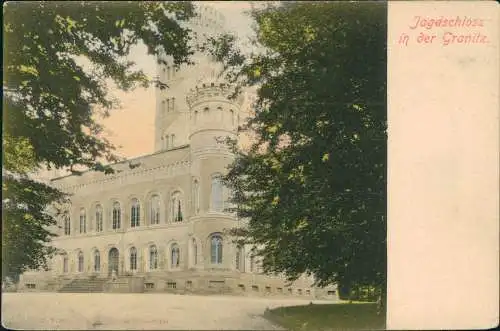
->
[[58, 278, 108, 293]]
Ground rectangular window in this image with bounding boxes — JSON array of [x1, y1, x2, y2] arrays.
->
[[151, 209, 160, 224], [64, 218, 71, 235], [145, 282, 155, 289], [186, 280, 193, 288], [211, 176, 224, 212], [265, 286, 271, 293], [94, 255, 100, 272], [112, 210, 120, 229], [79, 216, 86, 233], [167, 282, 177, 289], [149, 250, 158, 270], [252, 285, 259, 292], [96, 212, 103, 232], [63, 258, 68, 273], [26, 283, 36, 289]]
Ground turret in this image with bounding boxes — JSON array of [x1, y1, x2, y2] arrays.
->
[[154, 3, 229, 152], [186, 78, 243, 158]]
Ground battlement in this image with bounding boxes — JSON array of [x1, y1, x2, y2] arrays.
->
[[186, 82, 237, 108], [189, 4, 226, 32]]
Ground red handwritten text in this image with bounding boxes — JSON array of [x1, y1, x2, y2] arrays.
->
[[409, 16, 484, 30]]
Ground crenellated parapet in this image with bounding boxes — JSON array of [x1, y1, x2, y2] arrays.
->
[[186, 82, 236, 109], [189, 4, 226, 33]]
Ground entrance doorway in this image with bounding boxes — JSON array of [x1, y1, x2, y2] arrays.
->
[[108, 248, 119, 276]]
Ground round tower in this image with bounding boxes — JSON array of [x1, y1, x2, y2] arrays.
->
[[154, 4, 228, 152], [186, 78, 242, 158], [186, 76, 244, 272]]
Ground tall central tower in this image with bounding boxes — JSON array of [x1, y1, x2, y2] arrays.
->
[[154, 4, 228, 152]]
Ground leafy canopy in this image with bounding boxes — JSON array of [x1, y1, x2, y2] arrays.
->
[[218, 2, 387, 292], [2, 1, 199, 281]]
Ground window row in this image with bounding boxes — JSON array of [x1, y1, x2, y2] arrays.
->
[[161, 97, 176, 114], [64, 194, 181, 235], [60, 234, 224, 274], [62, 175, 229, 236], [162, 66, 176, 81], [161, 133, 175, 150], [192, 106, 236, 126]]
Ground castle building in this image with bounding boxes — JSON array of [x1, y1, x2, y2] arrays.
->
[[17, 4, 337, 299]]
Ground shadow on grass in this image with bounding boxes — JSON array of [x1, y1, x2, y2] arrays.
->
[[263, 302, 385, 331]]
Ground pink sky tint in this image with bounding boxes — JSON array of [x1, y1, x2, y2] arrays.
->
[[100, 1, 255, 160]]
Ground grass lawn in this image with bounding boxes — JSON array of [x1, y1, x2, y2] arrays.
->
[[263, 302, 385, 331]]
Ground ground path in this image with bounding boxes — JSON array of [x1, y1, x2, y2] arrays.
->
[[2, 292, 337, 330]]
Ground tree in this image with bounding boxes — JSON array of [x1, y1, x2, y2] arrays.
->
[[218, 1, 387, 308], [2, 1, 198, 281]]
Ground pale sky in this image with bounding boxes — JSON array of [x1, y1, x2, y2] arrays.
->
[[100, 1, 255, 160]]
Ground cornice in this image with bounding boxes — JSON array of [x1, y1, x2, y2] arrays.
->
[[57, 160, 191, 193]]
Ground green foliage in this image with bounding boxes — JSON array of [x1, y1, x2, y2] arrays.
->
[[2, 174, 67, 281], [264, 303, 386, 331], [220, 2, 387, 296], [4, 1, 196, 172], [2, 1, 197, 281], [2, 134, 37, 175]]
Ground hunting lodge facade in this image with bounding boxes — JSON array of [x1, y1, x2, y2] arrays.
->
[[17, 4, 337, 299]]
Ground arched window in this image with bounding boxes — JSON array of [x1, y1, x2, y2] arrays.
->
[[112, 202, 121, 230], [192, 179, 200, 214], [170, 134, 175, 148], [95, 205, 103, 232], [62, 253, 68, 273], [129, 247, 137, 271], [211, 174, 223, 212], [210, 234, 223, 264], [130, 198, 140, 228], [149, 245, 158, 270], [150, 195, 161, 225], [192, 238, 198, 266], [64, 216, 71, 235], [77, 251, 84, 272], [93, 250, 100, 272], [230, 109, 234, 126], [236, 246, 244, 271], [171, 97, 175, 110], [171, 191, 183, 222], [171, 244, 180, 268], [79, 208, 86, 233]]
